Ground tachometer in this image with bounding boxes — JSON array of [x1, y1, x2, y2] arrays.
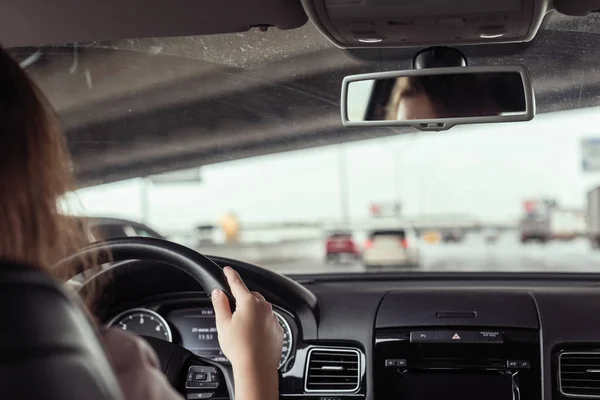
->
[[107, 308, 172, 342]]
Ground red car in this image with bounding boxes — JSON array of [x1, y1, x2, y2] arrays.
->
[[325, 232, 361, 262]]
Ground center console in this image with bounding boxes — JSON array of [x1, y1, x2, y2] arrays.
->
[[375, 328, 541, 400], [375, 290, 542, 400]]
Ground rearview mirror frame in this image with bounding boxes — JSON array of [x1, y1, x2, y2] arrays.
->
[[341, 65, 535, 131]]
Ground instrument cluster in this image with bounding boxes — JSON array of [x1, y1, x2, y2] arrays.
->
[[108, 305, 294, 370]]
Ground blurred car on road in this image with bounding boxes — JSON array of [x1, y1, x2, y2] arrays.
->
[[325, 231, 361, 262], [441, 228, 466, 243], [484, 228, 500, 244], [85, 217, 165, 241], [520, 212, 550, 244], [422, 230, 442, 244], [363, 229, 420, 268]]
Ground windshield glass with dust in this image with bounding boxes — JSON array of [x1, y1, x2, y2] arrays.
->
[[13, 12, 600, 274]]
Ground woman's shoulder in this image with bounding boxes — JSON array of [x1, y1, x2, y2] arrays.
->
[[102, 328, 160, 369], [102, 327, 182, 400], [102, 327, 160, 371]]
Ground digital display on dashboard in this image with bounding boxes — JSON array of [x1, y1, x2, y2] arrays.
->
[[398, 372, 514, 400], [168, 308, 228, 362]]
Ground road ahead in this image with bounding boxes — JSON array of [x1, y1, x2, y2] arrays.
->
[[264, 234, 600, 275]]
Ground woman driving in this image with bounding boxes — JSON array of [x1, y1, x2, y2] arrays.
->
[[0, 45, 283, 400]]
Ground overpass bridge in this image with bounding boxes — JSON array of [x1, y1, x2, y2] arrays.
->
[[10, 17, 600, 187]]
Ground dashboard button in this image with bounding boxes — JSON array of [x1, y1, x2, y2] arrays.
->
[[411, 331, 436, 342], [507, 360, 530, 369], [436, 331, 477, 342], [477, 330, 503, 342], [194, 373, 207, 381], [385, 359, 407, 367], [518, 360, 530, 369]]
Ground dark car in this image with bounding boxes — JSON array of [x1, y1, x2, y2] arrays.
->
[[84, 217, 165, 241], [441, 229, 466, 243]]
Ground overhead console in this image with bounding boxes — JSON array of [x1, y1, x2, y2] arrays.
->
[[374, 290, 541, 400], [301, 0, 548, 48]]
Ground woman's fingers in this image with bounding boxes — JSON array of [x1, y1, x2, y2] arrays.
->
[[251, 291, 265, 301], [212, 289, 232, 328], [223, 266, 252, 302]]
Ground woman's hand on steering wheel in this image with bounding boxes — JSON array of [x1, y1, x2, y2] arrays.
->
[[212, 267, 283, 400], [212, 266, 284, 369]]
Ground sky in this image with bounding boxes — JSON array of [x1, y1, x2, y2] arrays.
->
[[70, 106, 600, 233]]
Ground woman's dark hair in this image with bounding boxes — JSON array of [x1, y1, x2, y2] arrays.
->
[[0, 46, 102, 310], [405, 73, 526, 118], [367, 72, 527, 120]]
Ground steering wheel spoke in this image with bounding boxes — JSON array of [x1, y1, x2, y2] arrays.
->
[[144, 336, 234, 400]]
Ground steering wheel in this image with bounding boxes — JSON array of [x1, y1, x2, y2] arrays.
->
[[58, 237, 237, 399]]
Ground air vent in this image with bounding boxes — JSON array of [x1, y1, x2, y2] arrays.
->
[[560, 352, 600, 398], [305, 348, 360, 393]]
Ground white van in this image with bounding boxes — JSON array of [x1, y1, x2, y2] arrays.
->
[[363, 229, 420, 268]]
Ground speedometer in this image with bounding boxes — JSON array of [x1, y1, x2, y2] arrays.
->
[[274, 311, 293, 369], [107, 308, 172, 342]]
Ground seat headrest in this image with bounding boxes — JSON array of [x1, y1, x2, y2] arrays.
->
[[0, 262, 122, 399]]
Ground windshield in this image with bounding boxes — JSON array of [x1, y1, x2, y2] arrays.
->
[[13, 12, 600, 274]]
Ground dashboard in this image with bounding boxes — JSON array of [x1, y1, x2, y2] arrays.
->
[[98, 257, 600, 400]]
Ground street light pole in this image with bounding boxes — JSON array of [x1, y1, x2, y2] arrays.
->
[[338, 145, 350, 228], [391, 146, 401, 221], [140, 177, 150, 225]]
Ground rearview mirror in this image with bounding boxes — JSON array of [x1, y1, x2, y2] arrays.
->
[[341, 66, 535, 131]]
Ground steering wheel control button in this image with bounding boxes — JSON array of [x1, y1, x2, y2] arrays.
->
[[385, 359, 407, 367], [186, 366, 219, 389], [194, 373, 207, 381], [189, 366, 216, 373], [477, 330, 503, 343], [187, 394, 214, 400], [410, 331, 436, 342], [186, 382, 218, 389]]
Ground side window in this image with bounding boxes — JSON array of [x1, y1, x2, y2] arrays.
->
[[123, 225, 138, 237], [131, 226, 156, 238], [91, 224, 128, 240]]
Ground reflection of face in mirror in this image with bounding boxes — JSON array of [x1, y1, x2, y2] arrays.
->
[[388, 77, 439, 120], [386, 75, 507, 120], [347, 72, 527, 122]]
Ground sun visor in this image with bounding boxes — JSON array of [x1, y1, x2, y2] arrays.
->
[[1, 0, 308, 47], [553, 0, 600, 16], [301, 0, 548, 48]]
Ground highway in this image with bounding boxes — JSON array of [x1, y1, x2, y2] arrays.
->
[[258, 234, 600, 275]]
